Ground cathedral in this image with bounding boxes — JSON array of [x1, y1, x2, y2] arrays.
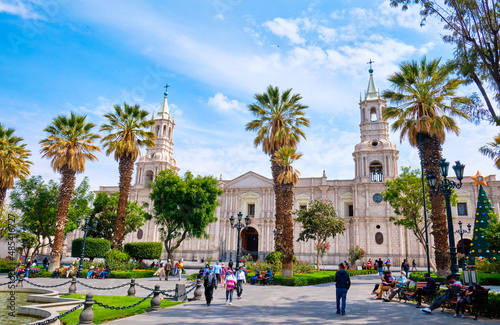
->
[[67, 70, 495, 266]]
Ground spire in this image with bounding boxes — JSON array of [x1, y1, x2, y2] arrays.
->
[[365, 59, 379, 100], [157, 83, 170, 119]]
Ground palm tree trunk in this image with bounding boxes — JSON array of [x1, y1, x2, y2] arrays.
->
[[48, 167, 76, 272], [271, 159, 284, 253], [113, 155, 134, 250], [420, 133, 450, 276], [0, 187, 6, 210], [281, 182, 294, 278]]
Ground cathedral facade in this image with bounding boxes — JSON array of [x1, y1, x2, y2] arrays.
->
[[66, 71, 496, 266]]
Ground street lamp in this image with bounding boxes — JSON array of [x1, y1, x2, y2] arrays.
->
[[229, 212, 250, 270], [455, 221, 472, 272], [76, 216, 98, 278], [415, 116, 432, 275], [427, 159, 465, 279]]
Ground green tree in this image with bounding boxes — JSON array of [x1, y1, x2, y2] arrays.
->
[[87, 191, 146, 241], [9, 176, 94, 259], [390, 0, 500, 125], [382, 167, 438, 273], [148, 169, 222, 262], [0, 124, 32, 209], [273, 147, 302, 277], [100, 103, 155, 250], [484, 211, 500, 253], [40, 112, 101, 272], [382, 57, 470, 275], [296, 200, 345, 270], [246, 86, 310, 253]]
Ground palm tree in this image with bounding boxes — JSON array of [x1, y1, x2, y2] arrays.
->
[[382, 57, 470, 275], [101, 103, 155, 249], [479, 134, 500, 168], [0, 124, 32, 209], [273, 147, 302, 277], [245, 85, 309, 252], [40, 112, 100, 271]]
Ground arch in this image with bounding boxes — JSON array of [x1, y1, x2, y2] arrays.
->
[[169, 127, 172, 139], [144, 170, 154, 187], [241, 227, 258, 261], [457, 238, 472, 255], [155, 125, 160, 137], [369, 161, 383, 182], [370, 107, 377, 122], [163, 125, 167, 137]]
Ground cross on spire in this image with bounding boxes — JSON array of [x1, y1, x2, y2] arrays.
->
[[164, 83, 169, 96], [367, 59, 375, 69]]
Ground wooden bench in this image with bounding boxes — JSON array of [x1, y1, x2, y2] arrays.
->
[[404, 281, 441, 304], [443, 287, 492, 320], [255, 275, 274, 285]]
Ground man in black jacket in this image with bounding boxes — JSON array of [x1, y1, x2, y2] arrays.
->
[[409, 273, 437, 308], [204, 267, 217, 306], [334, 263, 351, 316]]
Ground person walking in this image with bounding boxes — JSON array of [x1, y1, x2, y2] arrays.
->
[[401, 259, 410, 277], [228, 259, 234, 270], [334, 263, 351, 316], [42, 258, 49, 270], [412, 259, 417, 271], [385, 258, 391, 271], [178, 259, 183, 281], [154, 262, 165, 281], [236, 266, 246, 299], [225, 269, 236, 305], [24, 260, 31, 279], [203, 266, 217, 306], [376, 258, 384, 276], [165, 259, 172, 280], [220, 263, 227, 288], [213, 261, 222, 285]]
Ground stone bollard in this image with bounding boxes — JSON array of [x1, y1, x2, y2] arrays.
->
[[146, 285, 161, 312], [78, 293, 94, 325], [127, 278, 136, 297], [175, 283, 186, 302], [192, 279, 203, 300], [68, 277, 77, 295], [16, 277, 23, 288]]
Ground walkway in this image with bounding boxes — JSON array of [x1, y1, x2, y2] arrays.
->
[[100, 274, 496, 324]]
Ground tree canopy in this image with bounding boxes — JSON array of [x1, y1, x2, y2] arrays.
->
[[87, 191, 147, 241], [148, 169, 222, 261]]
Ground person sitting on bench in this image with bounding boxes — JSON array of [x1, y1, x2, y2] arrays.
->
[[251, 267, 261, 285], [408, 273, 437, 308], [422, 275, 462, 313], [262, 268, 272, 285], [384, 270, 408, 302], [98, 265, 111, 278]]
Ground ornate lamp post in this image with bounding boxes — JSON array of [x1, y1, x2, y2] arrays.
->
[[427, 159, 465, 279], [76, 216, 98, 278], [455, 221, 472, 272], [230, 212, 249, 270]]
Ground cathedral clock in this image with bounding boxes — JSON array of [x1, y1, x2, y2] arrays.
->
[[373, 193, 383, 203]]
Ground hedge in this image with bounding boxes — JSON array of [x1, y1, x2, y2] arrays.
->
[[245, 269, 376, 286], [124, 242, 163, 260], [409, 271, 500, 286], [72, 237, 111, 259], [265, 252, 297, 264]]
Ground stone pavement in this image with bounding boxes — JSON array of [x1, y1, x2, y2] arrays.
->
[[99, 274, 497, 325]]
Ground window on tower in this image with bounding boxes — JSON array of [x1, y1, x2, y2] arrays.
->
[[369, 161, 383, 182], [145, 170, 154, 188], [163, 125, 167, 137], [457, 202, 468, 216], [348, 205, 354, 216], [248, 204, 255, 217], [370, 107, 377, 122]]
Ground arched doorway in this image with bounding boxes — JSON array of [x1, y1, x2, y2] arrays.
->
[[457, 239, 472, 254], [241, 227, 258, 261]]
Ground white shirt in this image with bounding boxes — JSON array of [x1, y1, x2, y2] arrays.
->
[[236, 270, 246, 282]]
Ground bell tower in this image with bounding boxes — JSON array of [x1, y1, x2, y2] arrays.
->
[[134, 84, 179, 188], [352, 64, 399, 183]]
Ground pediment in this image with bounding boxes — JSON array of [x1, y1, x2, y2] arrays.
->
[[224, 171, 273, 189]]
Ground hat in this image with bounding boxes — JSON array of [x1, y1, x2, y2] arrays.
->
[[424, 273, 430, 277]]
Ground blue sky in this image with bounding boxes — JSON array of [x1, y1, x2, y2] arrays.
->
[[1, 0, 499, 191]]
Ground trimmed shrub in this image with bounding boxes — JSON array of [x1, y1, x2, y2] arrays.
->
[[409, 271, 500, 285], [270, 269, 376, 286], [124, 242, 163, 260], [71, 237, 111, 259]]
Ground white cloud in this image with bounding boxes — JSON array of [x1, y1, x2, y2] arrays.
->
[[214, 13, 224, 21], [317, 26, 336, 43], [263, 18, 306, 45], [208, 92, 245, 112], [0, 0, 43, 20]]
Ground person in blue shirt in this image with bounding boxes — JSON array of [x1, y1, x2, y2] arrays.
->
[[384, 270, 408, 301], [262, 268, 272, 285], [334, 263, 351, 316], [213, 261, 222, 285]]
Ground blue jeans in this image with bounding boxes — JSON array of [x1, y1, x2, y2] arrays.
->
[[378, 267, 383, 276], [430, 292, 450, 311], [251, 275, 259, 285], [336, 288, 347, 314], [225, 289, 233, 303]]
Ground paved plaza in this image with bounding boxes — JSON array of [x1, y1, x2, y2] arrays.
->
[[17, 273, 499, 324]]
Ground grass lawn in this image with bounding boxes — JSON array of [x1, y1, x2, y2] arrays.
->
[[59, 294, 183, 325]]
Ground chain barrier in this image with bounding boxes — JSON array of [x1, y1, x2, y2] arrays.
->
[[76, 280, 130, 291], [93, 292, 154, 310], [161, 283, 197, 299], [135, 283, 154, 291], [23, 279, 72, 288], [29, 301, 84, 325], [0, 280, 14, 286]]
